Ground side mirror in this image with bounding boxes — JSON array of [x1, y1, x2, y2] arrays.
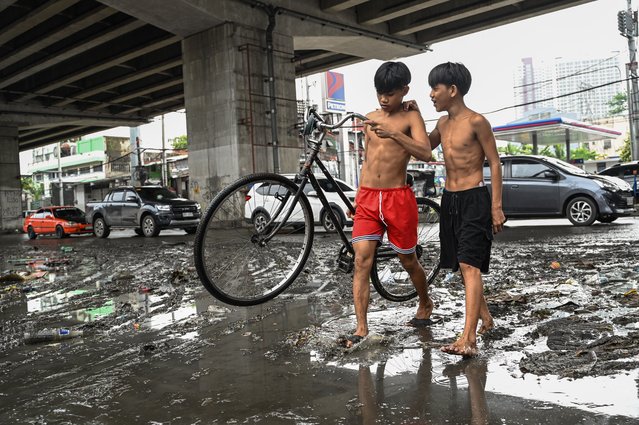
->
[[126, 195, 138, 203], [544, 170, 559, 180]]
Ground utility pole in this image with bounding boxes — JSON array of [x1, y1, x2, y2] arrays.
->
[[57, 141, 63, 205], [161, 114, 167, 187], [619, 1, 639, 160]]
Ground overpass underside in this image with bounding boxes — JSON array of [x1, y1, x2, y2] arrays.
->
[[0, 0, 594, 230]]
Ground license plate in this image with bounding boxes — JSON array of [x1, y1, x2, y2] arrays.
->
[[626, 197, 635, 206], [183, 212, 193, 217]]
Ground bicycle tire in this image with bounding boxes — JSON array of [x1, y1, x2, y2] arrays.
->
[[194, 173, 314, 306], [371, 197, 441, 302]]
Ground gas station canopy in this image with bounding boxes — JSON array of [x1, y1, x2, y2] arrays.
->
[[492, 117, 622, 161], [493, 117, 621, 145]]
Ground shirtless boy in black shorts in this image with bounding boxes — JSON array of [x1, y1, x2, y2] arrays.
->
[[427, 62, 506, 357]]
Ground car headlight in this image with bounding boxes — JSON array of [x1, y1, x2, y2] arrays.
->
[[195, 203, 201, 211], [157, 205, 171, 211], [64, 221, 76, 226], [594, 179, 619, 192]]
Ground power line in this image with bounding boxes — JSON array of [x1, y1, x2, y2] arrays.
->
[[513, 53, 622, 92], [485, 77, 630, 116]]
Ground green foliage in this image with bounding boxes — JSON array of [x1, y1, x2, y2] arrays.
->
[[619, 134, 631, 162], [21, 177, 44, 200], [498, 142, 599, 161], [171, 135, 188, 150], [608, 92, 627, 116], [571, 146, 599, 160], [497, 143, 533, 155]]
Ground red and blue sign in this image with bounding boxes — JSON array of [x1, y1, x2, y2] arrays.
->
[[325, 71, 345, 112]]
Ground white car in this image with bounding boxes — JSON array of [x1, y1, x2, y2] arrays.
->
[[244, 174, 356, 232]]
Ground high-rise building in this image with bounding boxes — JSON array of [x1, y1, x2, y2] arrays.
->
[[514, 56, 624, 121]]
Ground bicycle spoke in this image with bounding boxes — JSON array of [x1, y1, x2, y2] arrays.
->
[[194, 174, 314, 306], [371, 198, 441, 302]]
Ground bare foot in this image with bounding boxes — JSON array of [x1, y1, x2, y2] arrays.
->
[[478, 316, 494, 335], [337, 334, 365, 349], [414, 295, 434, 321], [440, 340, 479, 358]]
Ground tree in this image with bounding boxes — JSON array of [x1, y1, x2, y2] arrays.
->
[[21, 177, 44, 200], [608, 92, 627, 116], [619, 134, 631, 162], [571, 146, 599, 160], [171, 135, 188, 150], [497, 143, 533, 155]]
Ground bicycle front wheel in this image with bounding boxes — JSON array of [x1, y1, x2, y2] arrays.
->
[[371, 197, 441, 302], [194, 173, 314, 306]]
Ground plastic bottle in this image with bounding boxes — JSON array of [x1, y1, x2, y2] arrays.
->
[[24, 328, 83, 344]]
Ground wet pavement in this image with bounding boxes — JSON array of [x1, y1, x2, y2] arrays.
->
[[1, 219, 638, 424]]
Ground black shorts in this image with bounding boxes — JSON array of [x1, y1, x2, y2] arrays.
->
[[440, 186, 493, 273]]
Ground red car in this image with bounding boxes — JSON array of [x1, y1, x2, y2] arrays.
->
[[23, 206, 93, 239]]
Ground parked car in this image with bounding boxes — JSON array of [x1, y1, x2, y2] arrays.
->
[[484, 155, 635, 226], [23, 206, 93, 239], [85, 186, 201, 238], [245, 174, 356, 232], [597, 161, 639, 196], [407, 169, 437, 197]]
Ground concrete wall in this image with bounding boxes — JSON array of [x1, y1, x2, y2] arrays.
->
[[183, 21, 300, 206], [0, 126, 22, 232]]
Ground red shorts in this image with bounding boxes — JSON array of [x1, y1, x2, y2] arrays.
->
[[351, 186, 418, 254]]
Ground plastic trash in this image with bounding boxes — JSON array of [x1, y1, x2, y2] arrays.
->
[[550, 261, 560, 270], [24, 328, 83, 344], [442, 272, 455, 283]]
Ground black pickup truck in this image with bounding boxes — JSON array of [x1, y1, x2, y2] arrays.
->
[[85, 186, 201, 238]]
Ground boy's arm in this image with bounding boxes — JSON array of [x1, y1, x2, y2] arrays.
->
[[403, 100, 441, 151], [429, 125, 441, 150], [366, 111, 432, 161], [472, 114, 505, 234]]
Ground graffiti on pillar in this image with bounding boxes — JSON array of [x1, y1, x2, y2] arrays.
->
[[0, 189, 22, 223]]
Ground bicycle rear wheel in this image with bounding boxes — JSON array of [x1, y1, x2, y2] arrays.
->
[[194, 173, 314, 306], [371, 197, 441, 302]]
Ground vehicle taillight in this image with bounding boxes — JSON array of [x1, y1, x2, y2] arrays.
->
[[245, 195, 252, 201]]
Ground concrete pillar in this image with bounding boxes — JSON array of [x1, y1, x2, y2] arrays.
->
[[0, 126, 22, 232], [182, 22, 299, 206]]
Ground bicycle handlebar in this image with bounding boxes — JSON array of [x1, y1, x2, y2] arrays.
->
[[303, 109, 367, 136]]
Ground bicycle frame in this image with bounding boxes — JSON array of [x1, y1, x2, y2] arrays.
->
[[260, 110, 366, 255]]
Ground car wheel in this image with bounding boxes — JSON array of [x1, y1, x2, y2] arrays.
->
[[252, 210, 271, 233], [134, 228, 144, 236], [141, 215, 160, 237], [566, 197, 597, 226], [27, 226, 37, 240], [93, 217, 111, 238], [184, 227, 197, 234], [597, 216, 618, 223], [321, 208, 344, 232], [55, 225, 66, 239]]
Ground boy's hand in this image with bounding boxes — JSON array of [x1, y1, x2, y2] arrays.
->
[[364, 120, 394, 139], [403, 100, 420, 112], [347, 203, 356, 218], [492, 207, 506, 234]]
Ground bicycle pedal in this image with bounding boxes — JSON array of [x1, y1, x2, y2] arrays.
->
[[337, 251, 354, 273]]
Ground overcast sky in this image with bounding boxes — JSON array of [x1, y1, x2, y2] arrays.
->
[[334, 0, 630, 130]]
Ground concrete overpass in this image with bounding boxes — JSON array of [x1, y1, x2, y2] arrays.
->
[[0, 0, 595, 230]]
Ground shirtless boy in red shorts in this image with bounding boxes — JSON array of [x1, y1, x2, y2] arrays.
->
[[339, 61, 433, 348]]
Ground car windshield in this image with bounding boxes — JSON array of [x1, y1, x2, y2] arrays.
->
[[543, 157, 589, 175], [53, 208, 85, 220], [136, 187, 178, 202]]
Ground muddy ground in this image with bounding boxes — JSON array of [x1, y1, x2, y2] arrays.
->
[[0, 219, 638, 424]]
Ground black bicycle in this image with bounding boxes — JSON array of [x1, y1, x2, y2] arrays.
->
[[194, 109, 441, 306]]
